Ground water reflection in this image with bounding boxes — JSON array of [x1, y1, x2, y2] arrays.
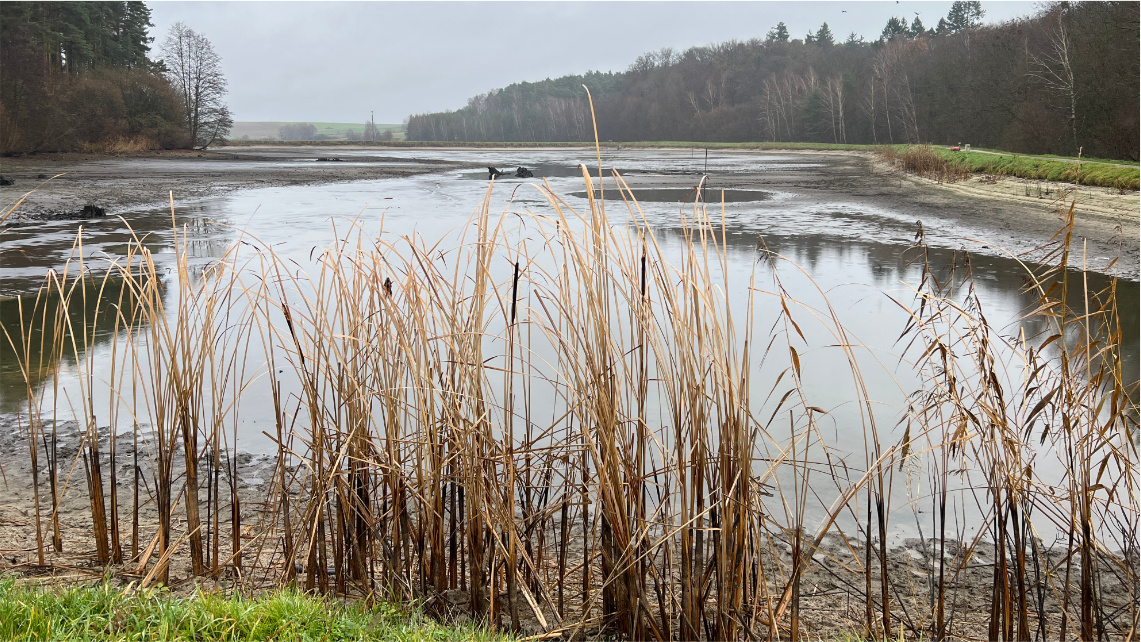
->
[[570, 188, 772, 203], [0, 274, 150, 414], [1, 155, 1136, 427], [656, 227, 1139, 392], [0, 212, 232, 295]]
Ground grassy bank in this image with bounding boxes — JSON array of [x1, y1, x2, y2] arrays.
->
[[0, 580, 504, 641], [229, 121, 406, 142], [929, 147, 1139, 190], [876, 144, 1140, 190]]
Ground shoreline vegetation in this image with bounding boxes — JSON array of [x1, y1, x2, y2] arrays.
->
[[0, 580, 505, 641], [0, 148, 1136, 640]]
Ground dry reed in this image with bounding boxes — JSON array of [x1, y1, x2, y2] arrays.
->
[[2, 138, 1136, 642]]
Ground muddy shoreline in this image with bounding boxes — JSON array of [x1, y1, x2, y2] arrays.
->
[[1, 145, 1137, 280], [0, 419, 1136, 640], [0, 147, 465, 219]]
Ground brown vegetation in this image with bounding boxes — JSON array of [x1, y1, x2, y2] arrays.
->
[[0, 3, 196, 154], [1, 155, 1136, 640], [878, 144, 972, 183]]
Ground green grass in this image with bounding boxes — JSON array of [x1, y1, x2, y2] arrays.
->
[[927, 147, 1139, 189], [307, 122, 404, 136], [963, 146, 1138, 166], [0, 580, 507, 641]]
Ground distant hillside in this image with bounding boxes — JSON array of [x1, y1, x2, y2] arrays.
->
[[229, 121, 405, 141], [406, 2, 1139, 161]]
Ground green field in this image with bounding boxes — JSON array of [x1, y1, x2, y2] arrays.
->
[[229, 121, 406, 141]]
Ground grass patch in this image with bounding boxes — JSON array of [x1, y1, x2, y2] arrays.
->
[[0, 580, 505, 641], [926, 147, 1138, 190]]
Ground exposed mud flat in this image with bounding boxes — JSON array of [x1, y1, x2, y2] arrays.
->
[[0, 147, 464, 219], [2, 146, 1135, 280]]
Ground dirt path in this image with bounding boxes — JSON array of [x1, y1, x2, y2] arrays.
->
[[965, 147, 1139, 168]]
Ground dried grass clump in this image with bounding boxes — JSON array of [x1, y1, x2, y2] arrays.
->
[[896, 144, 971, 183]]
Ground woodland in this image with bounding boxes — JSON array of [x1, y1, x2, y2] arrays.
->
[[406, 2, 1140, 161], [0, 2, 229, 153]]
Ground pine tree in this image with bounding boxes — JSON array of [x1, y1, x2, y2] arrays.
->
[[909, 16, 927, 38], [946, 1, 985, 32], [766, 22, 790, 43], [880, 16, 909, 42], [815, 22, 835, 46]]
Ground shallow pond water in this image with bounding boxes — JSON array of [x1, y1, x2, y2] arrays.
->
[[1, 149, 1136, 543]]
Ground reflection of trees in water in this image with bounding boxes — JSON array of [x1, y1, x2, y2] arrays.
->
[[650, 224, 1139, 391], [0, 207, 237, 415], [0, 212, 232, 294], [0, 275, 150, 415]]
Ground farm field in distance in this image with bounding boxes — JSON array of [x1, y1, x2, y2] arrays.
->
[[229, 121, 406, 141]]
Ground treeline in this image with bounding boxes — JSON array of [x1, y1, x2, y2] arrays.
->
[[407, 71, 623, 145], [406, 2, 1139, 161], [0, 2, 187, 153]]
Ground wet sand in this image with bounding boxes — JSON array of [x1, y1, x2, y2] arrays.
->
[[2, 145, 1136, 279]]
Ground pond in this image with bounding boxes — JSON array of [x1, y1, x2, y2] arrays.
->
[[1, 148, 1136, 545]]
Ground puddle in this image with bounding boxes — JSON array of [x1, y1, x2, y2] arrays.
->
[[569, 187, 772, 203]]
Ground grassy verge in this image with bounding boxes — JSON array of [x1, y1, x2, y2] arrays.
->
[[962, 147, 1138, 166], [0, 580, 506, 641], [924, 147, 1138, 189]]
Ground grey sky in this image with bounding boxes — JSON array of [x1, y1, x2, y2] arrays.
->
[[147, 1, 1039, 124]]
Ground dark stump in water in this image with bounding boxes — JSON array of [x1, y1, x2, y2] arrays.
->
[[78, 204, 106, 219], [0, 176, 13, 186]]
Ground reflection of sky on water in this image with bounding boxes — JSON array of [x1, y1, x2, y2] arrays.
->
[[1, 151, 1135, 543]]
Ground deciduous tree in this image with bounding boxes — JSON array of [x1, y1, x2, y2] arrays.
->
[[160, 22, 231, 148]]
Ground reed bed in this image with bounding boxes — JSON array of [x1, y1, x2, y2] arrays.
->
[[2, 150, 1137, 641], [877, 144, 972, 184]]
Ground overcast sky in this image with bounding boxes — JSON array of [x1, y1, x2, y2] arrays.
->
[[147, 1, 1040, 124]]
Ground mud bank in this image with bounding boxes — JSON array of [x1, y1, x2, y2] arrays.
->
[[0, 419, 1136, 640], [0, 146, 464, 218], [2, 146, 1136, 279]]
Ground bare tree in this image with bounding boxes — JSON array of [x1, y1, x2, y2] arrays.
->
[[160, 22, 232, 149], [1029, 8, 1078, 152], [823, 76, 847, 143]]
